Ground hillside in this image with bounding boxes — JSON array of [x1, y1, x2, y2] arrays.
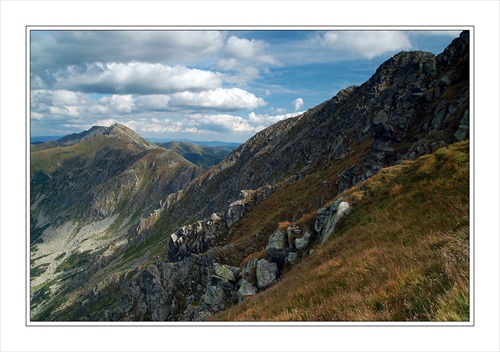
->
[[156, 141, 233, 170], [30, 31, 470, 322], [212, 141, 469, 321], [30, 124, 204, 318]]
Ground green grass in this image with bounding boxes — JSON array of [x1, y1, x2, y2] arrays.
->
[[55, 250, 92, 273]]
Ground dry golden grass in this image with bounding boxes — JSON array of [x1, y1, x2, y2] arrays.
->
[[212, 141, 469, 321]]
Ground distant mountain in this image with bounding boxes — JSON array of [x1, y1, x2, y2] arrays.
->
[[156, 141, 232, 170], [30, 32, 470, 322], [31, 136, 64, 144], [146, 137, 240, 149]]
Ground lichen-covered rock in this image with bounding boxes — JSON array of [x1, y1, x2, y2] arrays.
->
[[266, 229, 288, 262], [237, 279, 257, 300], [315, 199, 351, 244], [256, 259, 278, 289], [286, 252, 298, 266], [213, 263, 240, 283], [202, 285, 225, 307]]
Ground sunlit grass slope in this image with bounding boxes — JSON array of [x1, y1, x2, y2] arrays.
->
[[213, 141, 469, 321]]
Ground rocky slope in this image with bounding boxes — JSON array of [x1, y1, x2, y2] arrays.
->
[[30, 124, 204, 318], [30, 31, 470, 321]]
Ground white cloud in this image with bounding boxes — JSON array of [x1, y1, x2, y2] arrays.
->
[[53, 63, 223, 94], [190, 114, 256, 133], [31, 31, 226, 72], [170, 88, 266, 111], [135, 95, 171, 111], [224, 36, 275, 63], [292, 98, 304, 111], [248, 111, 303, 126], [314, 31, 412, 59], [97, 95, 135, 113], [217, 35, 281, 84]]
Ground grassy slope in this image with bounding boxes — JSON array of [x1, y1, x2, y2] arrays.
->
[[213, 140, 469, 321], [30, 136, 137, 186]]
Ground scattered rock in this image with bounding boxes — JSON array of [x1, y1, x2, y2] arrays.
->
[[286, 252, 298, 266], [256, 259, 278, 289], [213, 263, 240, 283], [237, 279, 257, 300], [295, 231, 312, 250], [210, 213, 221, 222], [266, 230, 289, 262], [241, 258, 258, 286]]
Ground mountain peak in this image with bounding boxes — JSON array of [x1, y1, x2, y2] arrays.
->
[[56, 123, 158, 151]]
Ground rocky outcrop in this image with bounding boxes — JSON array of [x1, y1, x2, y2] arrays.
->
[[167, 215, 226, 262], [225, 200, 245, 228], [315, 199, 351, 244]]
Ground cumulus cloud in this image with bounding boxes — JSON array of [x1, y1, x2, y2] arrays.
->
[[170, 88, 266, 111], [314, 31, 412, 59], [292, 98, 304, 111], [188, 114, 256, 133], [217, 35, 281, 84], [224, 36, 279, 65], [30, 31, 226, 72], [97, 95, 135, 113], [248, 111, 303, 127], [53, 63, 223, 94]]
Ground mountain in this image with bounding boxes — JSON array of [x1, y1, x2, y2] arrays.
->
[[30, 123, 204, 318], [156, 141, 233, 170], [30, 31, 470, 322]]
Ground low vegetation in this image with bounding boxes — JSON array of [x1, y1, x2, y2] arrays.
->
[[213, 141, 469, 321]]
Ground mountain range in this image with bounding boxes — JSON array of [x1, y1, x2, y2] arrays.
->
[[30, 31, 470, 322]]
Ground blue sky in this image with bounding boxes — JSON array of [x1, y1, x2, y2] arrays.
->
[[30, 29, 462, 142]]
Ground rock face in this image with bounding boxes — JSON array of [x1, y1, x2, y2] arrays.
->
[[32, 32, 470, 322]]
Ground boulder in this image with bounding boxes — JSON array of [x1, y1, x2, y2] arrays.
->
[[210, 213, 221, 222], [295, 231, 312, 250], [237, 279, 257, 300], [256, 259, 278, 289], [213, 263, 240, 283], [202, 285, 225, 307], [241, 258, 258, 286], [286, 252, 298, 266], [315, 199, 351, 244], [266, 230, 288, 262], [225, 200, 245, 228], [286, 225, 302, 249]]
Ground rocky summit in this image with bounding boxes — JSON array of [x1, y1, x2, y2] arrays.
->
[[30, 31, 470, 322]]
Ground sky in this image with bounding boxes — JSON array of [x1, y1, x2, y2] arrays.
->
[[30, 29, 462, 143]]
